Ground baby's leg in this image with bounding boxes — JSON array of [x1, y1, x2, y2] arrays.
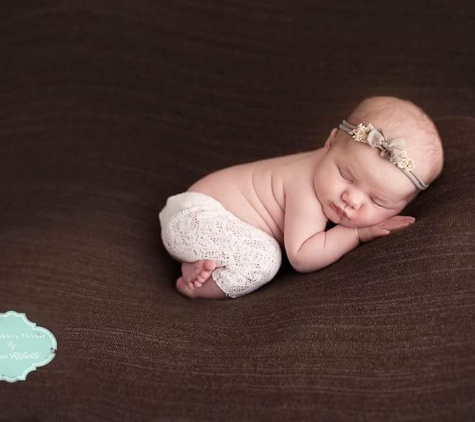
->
[[176, 272, 228, 300], [159, 191, 281, 300]]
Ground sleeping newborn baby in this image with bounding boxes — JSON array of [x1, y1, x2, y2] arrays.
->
[[159, 96, 444, 300]]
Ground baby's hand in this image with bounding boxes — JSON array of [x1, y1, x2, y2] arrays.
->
[[357, 216, 416, 244]]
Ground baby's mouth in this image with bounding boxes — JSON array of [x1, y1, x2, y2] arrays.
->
[[331, 202, 348, 218]]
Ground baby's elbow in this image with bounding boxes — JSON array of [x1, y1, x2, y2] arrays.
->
[[289, 255, 314, 274], [289, 250, 328, 273], [295, 265, 314, 274], [288, 253, 303, 273]]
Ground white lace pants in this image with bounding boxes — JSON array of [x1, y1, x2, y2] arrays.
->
[[158, 192, 282, 299]]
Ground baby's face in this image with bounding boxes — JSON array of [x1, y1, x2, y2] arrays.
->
[[313, 129, 418, 228]]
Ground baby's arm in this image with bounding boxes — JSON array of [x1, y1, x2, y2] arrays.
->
[[287, 224, 360, 273], [292, 216, 416, 273], [296, 224, 360, 273], [283, 183, 359, 273], [284, 181, 416, 273]]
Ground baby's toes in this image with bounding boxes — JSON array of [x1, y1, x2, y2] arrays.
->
[[197, 273, 209, 283], [203, 260, 217, 272]]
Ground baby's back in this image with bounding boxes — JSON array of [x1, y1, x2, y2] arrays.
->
[[187, 149, 324, 246]]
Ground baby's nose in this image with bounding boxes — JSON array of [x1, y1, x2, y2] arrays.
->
[[343, 191, 362, 209]]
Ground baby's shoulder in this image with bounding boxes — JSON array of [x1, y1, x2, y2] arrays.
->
[[272, 149, 320, 179], [279, 150, 329, 229], [283, 172, 327, 228], [283, 172, 321, 209], [279, 150, 322, 188]]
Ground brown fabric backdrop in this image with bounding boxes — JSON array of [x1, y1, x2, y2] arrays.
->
[[1, 1, 474, 421]]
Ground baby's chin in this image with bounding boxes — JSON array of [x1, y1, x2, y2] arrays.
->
[[338, 220, 357, 228], [324, 207, 390, 228], [327, 215, 372, 229], [326, 214, 355, 228]]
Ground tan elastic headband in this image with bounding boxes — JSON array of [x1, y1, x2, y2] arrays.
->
[[338, 120, 428, 191]]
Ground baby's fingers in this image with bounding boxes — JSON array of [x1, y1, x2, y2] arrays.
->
[[382, 216, 416, 231]]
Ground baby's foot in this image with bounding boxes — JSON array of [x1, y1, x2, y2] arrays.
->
[[180, 260, 217, 290]]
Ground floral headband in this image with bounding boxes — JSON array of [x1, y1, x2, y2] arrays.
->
[[338, 119, 428, 191]]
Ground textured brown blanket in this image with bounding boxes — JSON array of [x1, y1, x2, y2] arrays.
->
[[1, 1, 474, 420]]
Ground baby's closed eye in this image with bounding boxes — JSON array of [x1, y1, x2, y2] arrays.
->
[[338, 167, 351, 183], [370, 198, 385, 208], [338, 166, 386, 208]]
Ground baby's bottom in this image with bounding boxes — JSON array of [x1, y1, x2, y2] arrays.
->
[[158, 192, 282, 299]]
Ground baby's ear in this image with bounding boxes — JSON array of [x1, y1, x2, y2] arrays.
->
[[324, 127, 339, 151]]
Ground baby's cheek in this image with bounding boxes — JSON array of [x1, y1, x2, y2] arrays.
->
[[362, 209, 390, 226], [375, 209, 398, 224]]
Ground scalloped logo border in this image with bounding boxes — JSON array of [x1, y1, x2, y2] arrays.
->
[[0, 311, 57, 382]]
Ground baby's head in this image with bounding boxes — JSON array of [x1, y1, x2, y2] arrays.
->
[[314, 96, 444, 228]]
